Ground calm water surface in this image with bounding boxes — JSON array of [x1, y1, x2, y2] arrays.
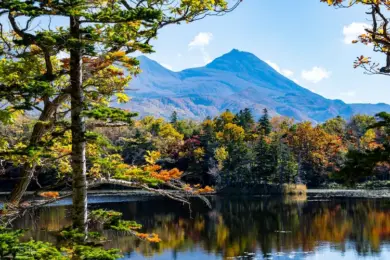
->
[[10, 195, 390, 259]]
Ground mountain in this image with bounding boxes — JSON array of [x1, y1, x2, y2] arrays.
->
[[122, 49, 390, 122]]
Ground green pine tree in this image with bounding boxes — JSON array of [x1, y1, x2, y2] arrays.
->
[[258, 108, 272, 135], [234, 108, 255, 131], [276, 140, 298, 184], [254, 135, 276, 183], [170, 111, 178, 124]]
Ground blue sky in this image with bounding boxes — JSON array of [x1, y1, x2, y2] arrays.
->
[[145, 0, 390, 105]]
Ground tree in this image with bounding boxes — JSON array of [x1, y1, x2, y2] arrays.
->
[[253, 135, 276, 182], [321, 116, 347, 137], [234, 108, 255, 132], [286, 122, 345, 186], [346, 114, 376, 150], [258, 108, 272, 135], [337, 112, 390, 183], [0, 0, 240, 233], [322, 0, 390, 75], [275, 140, 297, 185], [170, 111, 178, 125]]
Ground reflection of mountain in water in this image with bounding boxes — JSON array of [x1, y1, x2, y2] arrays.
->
[[13, 196, 390, 259]]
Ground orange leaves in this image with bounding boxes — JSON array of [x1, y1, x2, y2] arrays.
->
[[197, 185, 215, 194], [183, 184, 215, 194], [150, 168, 182, 181], [39, 191, 60, 199], [135, 232, 161, 243], [143, 164, 162, 173]]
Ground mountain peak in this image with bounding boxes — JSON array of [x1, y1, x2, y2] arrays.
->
[[206, 49, 274, 74], [137, 55, 177, 78], [137, 55, 164, 68], [126, 49, 390, 122]]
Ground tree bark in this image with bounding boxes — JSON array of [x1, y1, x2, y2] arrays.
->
[[70, 15, 87, 234], [9, 95, 67, 206]]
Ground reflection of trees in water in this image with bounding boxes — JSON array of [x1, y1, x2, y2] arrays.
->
[[10, 197, 390, 259]]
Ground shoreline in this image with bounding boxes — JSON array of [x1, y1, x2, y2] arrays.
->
[[1, 189, 390, 199]]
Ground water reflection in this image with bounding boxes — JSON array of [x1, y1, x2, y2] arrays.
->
[[10, 195, 390, 259]]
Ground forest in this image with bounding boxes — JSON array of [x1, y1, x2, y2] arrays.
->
[[2, 108, 390, 194]]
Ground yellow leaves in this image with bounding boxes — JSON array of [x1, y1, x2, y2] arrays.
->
[[0, 109, 24, 125], [202, 119, 215, 131], [158, 123, 184, 141], [321, 0, 345, 6], [39, 191, 60, 199], [194, 147, 205, 161], [360, 128, 381, 150], [89, 163, 102, 178], [216, 111, 235, 128], [0, 138, 9, 152], [215, 146, 228, 169], [107, 51, 126, 60], [181, 0, 228, 13], [30, 44, 42, 54], [217, 123, 245, 142], [115, 93, 130, 103], [144, 150, 161, 165], [58, 159, 72, 174]]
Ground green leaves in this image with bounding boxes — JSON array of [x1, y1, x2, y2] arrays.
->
[[83, 106, 138, 124]]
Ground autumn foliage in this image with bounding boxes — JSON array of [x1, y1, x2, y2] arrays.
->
[[39, 192, 60, 199]]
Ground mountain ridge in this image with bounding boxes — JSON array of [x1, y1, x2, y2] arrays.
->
[[123, 49, 390, 122]]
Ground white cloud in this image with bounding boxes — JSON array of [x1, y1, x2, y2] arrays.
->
[[282, 69, 294, 77], [340, 91, 356, 97], [265, 60, 281, 72], [343, 22, 369, 44], [161, 63, 173, 70], [292, 78, 299, 84], [301, 67, 331, 83], [188, 32, 213, 48], [265, 60, 294, 78], [188, 32, 214, 65]]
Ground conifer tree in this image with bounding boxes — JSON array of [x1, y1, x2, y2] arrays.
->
[[170, 111, 178, 125], [234, 108, 255, 132], [254, 135, 276, 183], [258, 108, 272, 135]]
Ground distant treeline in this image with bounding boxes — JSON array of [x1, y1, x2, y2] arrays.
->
[[1, 108, 390, 191]]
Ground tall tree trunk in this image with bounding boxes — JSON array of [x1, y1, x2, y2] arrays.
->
[[9, 96, 66, 206], [70, 15, 87, 234]]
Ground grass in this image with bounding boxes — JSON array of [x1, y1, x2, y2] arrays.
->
[[283, 194, 307, 204], [282, 184, 307, 195]]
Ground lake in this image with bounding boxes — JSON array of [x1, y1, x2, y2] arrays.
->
[[9, 194, 390, 259]]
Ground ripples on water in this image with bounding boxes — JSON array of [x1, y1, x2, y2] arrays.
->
[[9, 195, 390, 259]]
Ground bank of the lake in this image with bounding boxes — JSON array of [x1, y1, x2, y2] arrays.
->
[[3, 188, 390, 205]]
